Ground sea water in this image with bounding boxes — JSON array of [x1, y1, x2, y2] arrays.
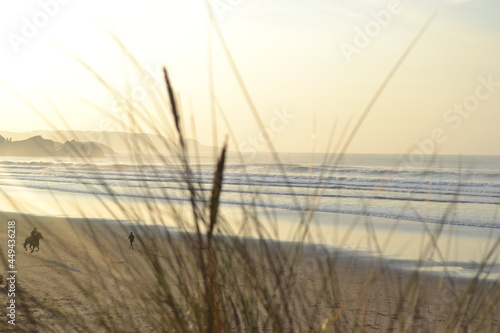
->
[[0, 153, 499, 278]]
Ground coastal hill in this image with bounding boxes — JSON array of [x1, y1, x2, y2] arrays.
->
[[0, 131, 216, 156], [0, 135, 115, 158]]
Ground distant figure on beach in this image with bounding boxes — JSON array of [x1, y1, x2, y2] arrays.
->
[[128, 232, 135, 249], [31, 227, 38, 239], [24, 231, 43, 253]]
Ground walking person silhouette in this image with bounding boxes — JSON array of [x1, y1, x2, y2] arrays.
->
[[127, 232, 135, 250]]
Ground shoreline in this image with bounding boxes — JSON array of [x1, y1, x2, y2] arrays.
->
[[2, 210, 499, 282], [2, 180, 498, 268]]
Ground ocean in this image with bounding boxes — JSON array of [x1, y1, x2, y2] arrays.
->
[[1, 153, 499, 277]]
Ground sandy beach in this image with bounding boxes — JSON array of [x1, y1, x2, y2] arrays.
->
[[0, 211, 498, 332]]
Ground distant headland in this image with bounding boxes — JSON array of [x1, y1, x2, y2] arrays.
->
[[0, 135, 115, 158], [0, 131, 216, 157]]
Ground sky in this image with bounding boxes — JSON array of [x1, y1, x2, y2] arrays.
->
[[0, 0, 499, 155]]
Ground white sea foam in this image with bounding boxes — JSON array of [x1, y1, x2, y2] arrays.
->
[[0, 154, 499, 229]]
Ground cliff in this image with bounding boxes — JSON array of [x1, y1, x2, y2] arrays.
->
[[0, 135, 116, 158]]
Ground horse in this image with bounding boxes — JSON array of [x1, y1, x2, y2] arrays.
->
[[24, 233, 43, 253]]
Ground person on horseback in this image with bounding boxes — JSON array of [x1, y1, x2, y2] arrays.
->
[[24, 229, 43, 253], [30, 227, 38, 242]]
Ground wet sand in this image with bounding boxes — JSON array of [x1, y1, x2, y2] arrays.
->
[[0, 212, 498, 332]]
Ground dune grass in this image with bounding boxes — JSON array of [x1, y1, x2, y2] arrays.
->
[[0, 64, 498, 331], [1, 6, 499, 333]]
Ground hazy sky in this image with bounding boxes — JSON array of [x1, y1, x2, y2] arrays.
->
[[1, 0, 499, 155]]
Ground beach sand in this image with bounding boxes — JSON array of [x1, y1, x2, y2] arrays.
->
[[0, 212, 499, 332]]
